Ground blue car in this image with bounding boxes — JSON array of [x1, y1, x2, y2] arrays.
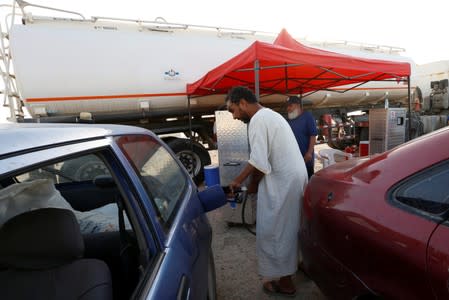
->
[[0, 123, 225, 300]]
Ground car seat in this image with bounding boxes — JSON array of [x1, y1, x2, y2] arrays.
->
[[0, 208, 112, 300], [317, 148, 353, 168]]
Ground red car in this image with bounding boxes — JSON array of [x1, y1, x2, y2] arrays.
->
[[300, 126, 449, 300]]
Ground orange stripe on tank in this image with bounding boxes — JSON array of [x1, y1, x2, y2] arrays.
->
[[25, 86, 415, 103], [332, 86, 414, 91], [26, 92, 188, 102]]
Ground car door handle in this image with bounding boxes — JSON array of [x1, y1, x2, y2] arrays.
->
[[176, 275, 191, 300]]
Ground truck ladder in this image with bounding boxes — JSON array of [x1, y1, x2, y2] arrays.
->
[[0, 2, 22, 122], [0, 0, 87, 122]]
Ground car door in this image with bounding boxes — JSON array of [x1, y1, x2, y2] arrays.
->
[[113, 134, 212, 300], [428, 221, 449, 299], [387, 160, 449, 299], [315, 160, 447, 299], [421, 161, 449, 299], [314, 180, 437, 299]]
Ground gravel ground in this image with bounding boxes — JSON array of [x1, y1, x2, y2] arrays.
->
[[207, 208, 327, 300], [207, 145, 329, 300]]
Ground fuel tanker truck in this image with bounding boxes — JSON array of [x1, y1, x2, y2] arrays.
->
[[1, 1, 448, 182]]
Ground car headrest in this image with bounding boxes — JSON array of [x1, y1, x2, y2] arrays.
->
[[0, 208, 84, 270]]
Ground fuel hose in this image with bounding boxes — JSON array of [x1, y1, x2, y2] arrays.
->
[[241, 192, 256, 235]]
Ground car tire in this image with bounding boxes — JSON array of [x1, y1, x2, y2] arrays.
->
[[207, 249, 217, 300]]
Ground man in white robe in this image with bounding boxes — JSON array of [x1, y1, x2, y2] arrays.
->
[[227, 86, 308, 296]]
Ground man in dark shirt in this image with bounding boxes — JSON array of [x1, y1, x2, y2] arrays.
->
[[286, 96, 318, 178]]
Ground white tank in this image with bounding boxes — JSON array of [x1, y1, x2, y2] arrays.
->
[[8, 15, 418, 119], [9, 16, 275, 118]]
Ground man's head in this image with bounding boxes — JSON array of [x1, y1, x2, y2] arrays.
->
[[286, 95, 303, 120], [226, 86, 258, 123]]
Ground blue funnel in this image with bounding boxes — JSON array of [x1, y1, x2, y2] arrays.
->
[[198, 184, 227, 212]]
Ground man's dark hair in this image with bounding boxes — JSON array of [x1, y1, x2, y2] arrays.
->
[[225, 86, 258, 104]]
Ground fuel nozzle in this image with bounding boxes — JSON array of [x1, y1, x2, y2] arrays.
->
[[222, 186, 247, 203]]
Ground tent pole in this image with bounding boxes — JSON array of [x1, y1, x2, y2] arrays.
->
[[188, 95, 193, 152], [407, 76, 411, 141], [284, 63, 288, 94], [254, 59, 260, 101]]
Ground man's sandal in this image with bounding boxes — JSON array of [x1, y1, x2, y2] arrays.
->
[[262, 280, 297, 297]]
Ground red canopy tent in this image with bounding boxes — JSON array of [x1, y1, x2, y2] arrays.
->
[[186, 29, 413, 138], [187, 29, 410, 99]]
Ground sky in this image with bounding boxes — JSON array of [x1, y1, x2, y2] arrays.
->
[[2, 0, 449, 122], [14, 0, 449, 65]]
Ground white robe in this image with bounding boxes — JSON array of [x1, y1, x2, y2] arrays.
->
[[248, 108, 308, 277]]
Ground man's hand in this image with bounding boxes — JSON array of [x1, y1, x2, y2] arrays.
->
[[228, 180, 241, 196], [304, 152, 313, 163]]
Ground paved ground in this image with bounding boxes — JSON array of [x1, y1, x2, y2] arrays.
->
[[207, 145, 329, 299]]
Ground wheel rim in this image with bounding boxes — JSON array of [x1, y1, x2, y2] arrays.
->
[[74, 162, 109, 181], [176, 150, 201, 177]]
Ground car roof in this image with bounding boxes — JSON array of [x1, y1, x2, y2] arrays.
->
[[0, 123, 150, 156], [317, 126, 449, 181]]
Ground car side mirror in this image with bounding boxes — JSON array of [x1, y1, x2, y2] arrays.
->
[[198, 184, 227, 212]]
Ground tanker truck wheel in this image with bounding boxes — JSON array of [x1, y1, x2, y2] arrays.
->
[[166, 138, 211, 185], [60, 155, 110, 181]]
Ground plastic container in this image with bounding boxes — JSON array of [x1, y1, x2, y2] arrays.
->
[[204, 164, 220, 187], [359, 141, 369, 156]]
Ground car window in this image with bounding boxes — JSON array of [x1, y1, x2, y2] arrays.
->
[[115, 135, 188, 226], [0, 148, 154, 300], [393, 160, 449, 215], [1, 151, 134, 234], [16, 154, 111, 184]]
